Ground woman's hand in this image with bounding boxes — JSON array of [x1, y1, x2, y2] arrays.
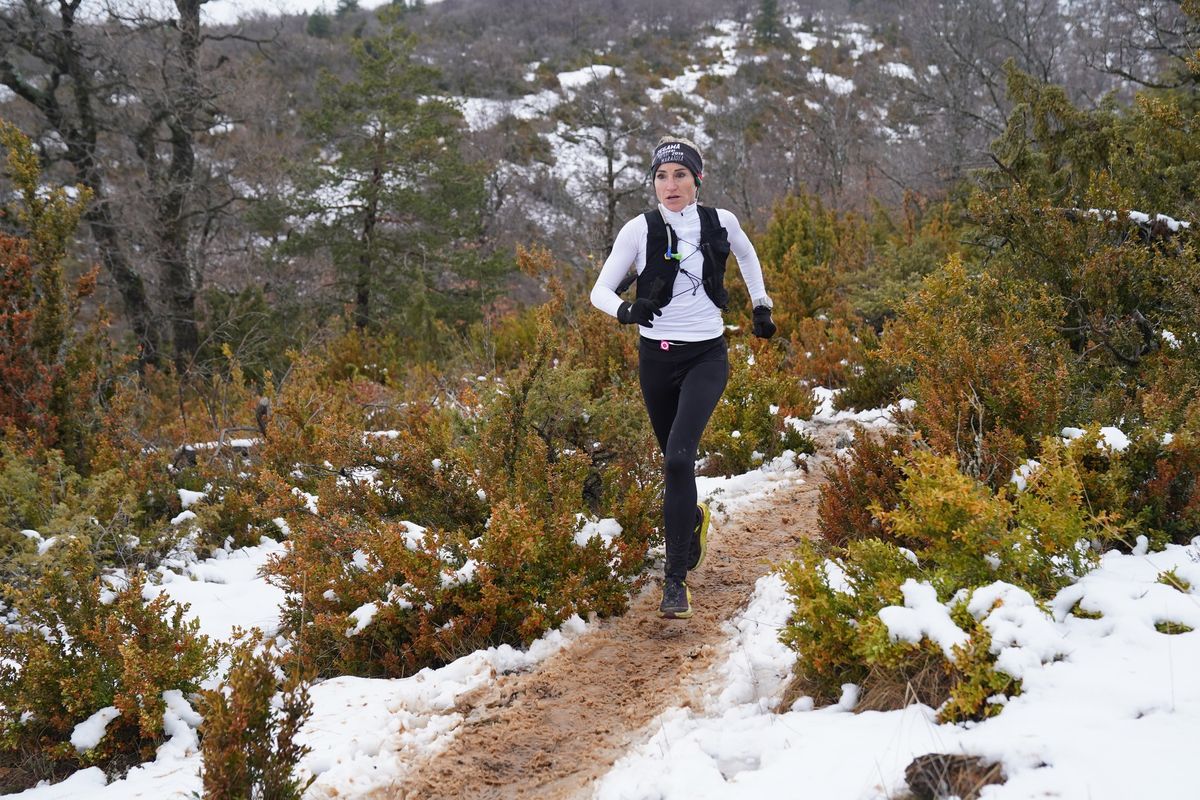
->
[[618, 299, 663, 327], [752, 305, 776, 339]]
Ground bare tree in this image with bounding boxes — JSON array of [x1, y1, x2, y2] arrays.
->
[[1077, 0, 1200, 89], [1, 0, 161, 366], [897, 0, 1078, 184], [556, 69, 650, 252]]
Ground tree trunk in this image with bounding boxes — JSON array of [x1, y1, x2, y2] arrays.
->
[[159, 0, 204, 370], [356, 159, 383, 331], [0, 0, 162, 368], [85, 202, 161, 368]]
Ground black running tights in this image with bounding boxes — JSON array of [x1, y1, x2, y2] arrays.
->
[[638, 335, 729, 581]]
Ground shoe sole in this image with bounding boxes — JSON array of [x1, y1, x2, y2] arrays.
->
[[658, 585, 693, 619], [690, 501, 711, 571]]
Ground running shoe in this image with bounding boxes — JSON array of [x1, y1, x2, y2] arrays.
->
[[659, 577, 693, 619]]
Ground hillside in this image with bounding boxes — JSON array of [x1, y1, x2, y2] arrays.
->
[[2, 1, 1200, 799]]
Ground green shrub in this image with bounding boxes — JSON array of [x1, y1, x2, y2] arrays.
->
[[881, 256, 1071, 486], [701, 339, 814, 476], [1157, 568, 1192, 593], [0, 441, 77, 590], [0, 539, 217, 790], [199, 632, 312, 799], [1056, 420, 1200, 549], [781, 443, 1104, 722], [833, 332, 909, 412]]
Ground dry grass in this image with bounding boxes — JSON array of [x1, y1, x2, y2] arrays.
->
[[903, 753, 1005, 799], [856, 649, 955, 713]]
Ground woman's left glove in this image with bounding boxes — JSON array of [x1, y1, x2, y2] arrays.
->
[[752, 305, 776, 339]]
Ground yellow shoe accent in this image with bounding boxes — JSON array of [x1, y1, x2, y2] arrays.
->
[[658, 581, 693, 619], [690, 501, 711, 571]]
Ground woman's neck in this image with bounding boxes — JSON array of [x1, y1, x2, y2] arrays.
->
[[659, 201, 699, 223]]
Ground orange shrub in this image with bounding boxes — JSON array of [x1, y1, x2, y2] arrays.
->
[[882, 256, 1071, 486]]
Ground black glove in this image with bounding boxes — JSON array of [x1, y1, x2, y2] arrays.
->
[[752, 305, 776, 339], [617, 299, 663, 327]]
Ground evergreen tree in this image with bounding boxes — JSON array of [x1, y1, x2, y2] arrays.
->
[[306, 11, 333, 38], [755, 0, 787, 47], [288, 26, 490, 340]]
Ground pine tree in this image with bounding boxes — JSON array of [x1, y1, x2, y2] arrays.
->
[[288, 25, 490, 340], [305, 11, 333, 38], [755, 0, 787, 48]]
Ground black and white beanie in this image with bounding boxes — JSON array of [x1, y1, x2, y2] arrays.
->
[[649, 139, 704, 184]]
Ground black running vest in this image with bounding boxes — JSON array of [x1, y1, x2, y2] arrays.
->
[[629, 206, 731, 310]]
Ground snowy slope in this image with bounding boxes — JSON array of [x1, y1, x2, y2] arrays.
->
[[596, 540, 1200, 799]]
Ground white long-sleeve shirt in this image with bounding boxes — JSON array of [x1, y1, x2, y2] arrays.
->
[[590, 202, 770, 341]]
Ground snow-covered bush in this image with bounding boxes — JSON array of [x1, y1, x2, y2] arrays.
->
[[781, 444, 1106, 721], [0, 539, 217, 790], [1061, 421, 1200, 549]]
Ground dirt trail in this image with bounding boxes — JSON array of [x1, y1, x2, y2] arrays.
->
[[380, 443, 834, 800]]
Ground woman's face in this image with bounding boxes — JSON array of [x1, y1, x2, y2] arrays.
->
[[654, 162, 697, 213]]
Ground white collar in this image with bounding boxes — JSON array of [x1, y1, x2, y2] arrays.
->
[[658, 201, 699, 226]]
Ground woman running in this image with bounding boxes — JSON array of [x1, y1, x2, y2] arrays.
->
[[590, 135, 776, 619]]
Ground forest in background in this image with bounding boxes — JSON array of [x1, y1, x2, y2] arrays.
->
[[1, 0, 1199, 795]]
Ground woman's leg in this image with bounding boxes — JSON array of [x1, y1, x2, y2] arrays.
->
[[661, 349, 728, 581], [639, 355, 680, 455]]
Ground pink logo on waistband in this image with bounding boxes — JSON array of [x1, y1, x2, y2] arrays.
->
[[660, 340, 670, 351]]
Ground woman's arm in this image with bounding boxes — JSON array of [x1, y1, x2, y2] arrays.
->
[[718, 208, 772, 308], [590, 215, 647, 318]]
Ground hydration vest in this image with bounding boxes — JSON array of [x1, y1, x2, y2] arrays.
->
[[615, 206, 731, 310]]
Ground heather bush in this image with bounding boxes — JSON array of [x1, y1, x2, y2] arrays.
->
[[0, 123, 113, 472], [881, 256, 1071, 486], [199, 632, 312, 799], [701, 339, 815, 476], [781, 443, 1106, 722], [787, 315, 870, 390], [817, 428, 913, 548], [1060, 417, 1200, 549], [0, 539, 217, 790]]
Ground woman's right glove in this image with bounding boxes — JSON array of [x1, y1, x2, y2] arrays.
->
[[617, 299, 663, 327], [752, 305, 777, 339]]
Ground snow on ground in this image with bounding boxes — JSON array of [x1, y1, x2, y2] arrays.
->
[[454, 65, 617, 132], [646, 22, 741, 109], [596, 527, 1200, 799], [799, 386, 914, 432], [148, 537, 288, 643], [807, 67, 856, 96], [13, 415, 811, 799], [30, 395, 1197, 800]]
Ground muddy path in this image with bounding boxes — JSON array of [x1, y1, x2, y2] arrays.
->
[[378, 439, 837, 800]]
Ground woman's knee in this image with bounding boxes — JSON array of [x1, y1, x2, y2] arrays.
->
[[664, 449, 695, 480]]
